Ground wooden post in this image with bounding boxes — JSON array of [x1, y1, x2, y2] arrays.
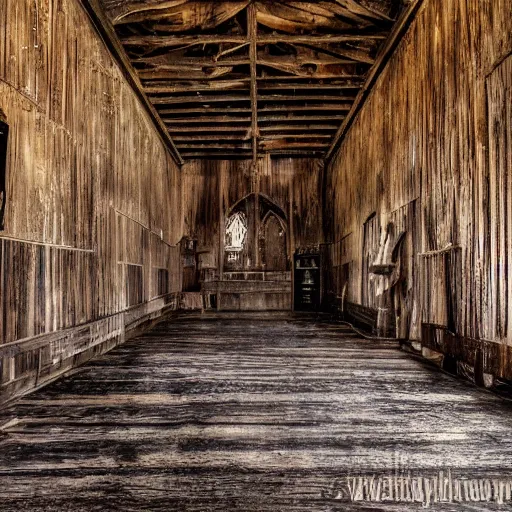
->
[[248, 2, 261, 269], [248, 2, 258, 168]]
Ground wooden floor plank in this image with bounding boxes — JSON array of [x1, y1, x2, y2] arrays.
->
[[1, 317, 512, 510]]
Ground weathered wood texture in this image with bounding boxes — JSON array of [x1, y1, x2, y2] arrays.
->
[[97, 0, 403, 158], [0, 0, 184, 404], [324, 0, 512, 367], [2, 316, 512, 510], [183, 157, 324, 266], [182, 157, 323, 310]]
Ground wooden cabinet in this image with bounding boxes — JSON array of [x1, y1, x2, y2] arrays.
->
[[294, 251, 321, 311]]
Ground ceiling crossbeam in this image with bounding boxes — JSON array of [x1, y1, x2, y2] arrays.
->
[[93, 0, 417, 159]]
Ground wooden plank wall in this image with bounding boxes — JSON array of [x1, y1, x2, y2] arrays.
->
[[324, 0, 512, 370], [0, 0, 184, 403], [182, 156, 324, 273]]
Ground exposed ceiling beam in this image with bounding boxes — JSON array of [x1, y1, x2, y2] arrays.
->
[[108, 0, 250, 26], [134, 53, 355, 70], [120, 33, 388, 48], [258, 70, 363, 79], [137, 69, 237, 80], [142, 75, 364, 85], [143, 80, 250, 94], [258, 34, 388, 44], [258, 55, 356, 67], [331, 0, 396, 22], [257, 74, 364, 81], [176, 137, 333, 146], [259, 115, 347, 122], [257, 82, 363, 90], [141, 71, 366, 81], [142, 82, 362, 94], [153, 95, 355, 106], [165, 116, 252, 124], [258, 95, 357, 101], [180, 152, 254, 158], [292, 42, 375, 65], [176, 143, 253, 149], [168, 126, 249, 132], [260, 141, 330, 151], [133, 58, 250, 68], [259, 125, 339, 132], [159, 105, 352, 117], [154, 95, 250, 106], [90, 0, 415, 161], [181, 152, 324, 159], [258, 105, 352, 112], [260, 134, 333, 140], [121, 35, 248, 46], [173, 135, 250, 141], [164, 114, 346, 125], [268, 150, 326, 157], [162, 108, 251, 115], [153, 97, 356, 106]]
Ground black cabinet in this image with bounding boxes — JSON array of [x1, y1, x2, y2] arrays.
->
[[0, 118, 9, 231], [294, 252, 321, 311]]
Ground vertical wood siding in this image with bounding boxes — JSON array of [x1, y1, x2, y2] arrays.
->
[[183, 157, 324, 271], [325, 0, 512, 347], [0, 0, 183, 402]]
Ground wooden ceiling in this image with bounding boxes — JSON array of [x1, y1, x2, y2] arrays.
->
[[94, 0, 414, 161]]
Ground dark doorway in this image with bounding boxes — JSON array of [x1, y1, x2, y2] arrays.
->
[[261, 213, 287, 271], [361, 212, 378, 307]]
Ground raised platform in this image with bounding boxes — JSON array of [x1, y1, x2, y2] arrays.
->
[[203, 271, 292, 311]]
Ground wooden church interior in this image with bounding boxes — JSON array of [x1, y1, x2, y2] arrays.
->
[[1, 0, 512, 509]]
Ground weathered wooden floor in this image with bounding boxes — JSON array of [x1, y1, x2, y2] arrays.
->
[[1, 316, 512, 511]]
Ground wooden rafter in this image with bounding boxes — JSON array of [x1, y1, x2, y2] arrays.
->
[[94, 0, 414, 159], [142, 81, 363, 94], [119, 33, 388, 48], [159, 105, 352, 119], [259, 141, 330, 151], [134, 51, 358, 69], [155, 97, 354, 108], [258, 105, 352, 112], [110, 1, 250, 27], [259, 125, 339, 132], [153, 95, 250, 106], [142, 80, 250, 94], [163, 114, 345, 124], [260, 133, 333, 138], [173, 134, 250, 141], [176, 142, 253, 149], [164, 116, 252, 123], [292, 42, 376, 65], [161, 107, 252, 115], [179, 153, 253, 158], [256, 74, 365, 81], [168, 126, 249, 132]]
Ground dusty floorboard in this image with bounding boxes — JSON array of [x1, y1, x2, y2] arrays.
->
[[1, 316, 512, 511]]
